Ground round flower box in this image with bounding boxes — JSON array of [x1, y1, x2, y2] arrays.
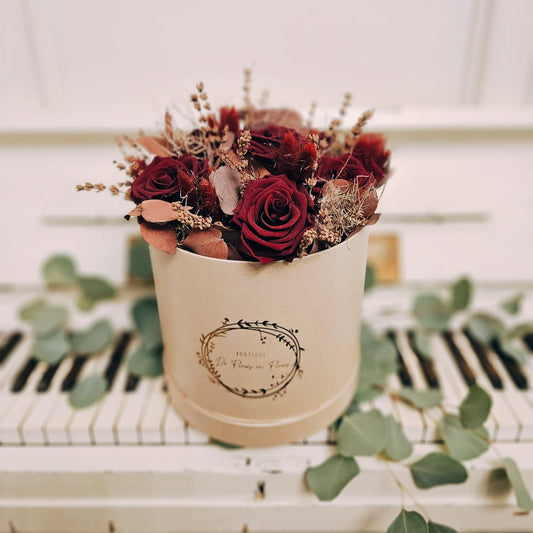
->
[[150, 228, 369, 446]]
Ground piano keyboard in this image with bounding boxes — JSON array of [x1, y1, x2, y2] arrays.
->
[[0, 327, 532, 446], [1, 290, 533, 533]]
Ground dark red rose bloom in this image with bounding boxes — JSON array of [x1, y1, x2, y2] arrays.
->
[[248, 125, 295, 172], [232, 174, 314, 264], [352, 133, 390, 186], [316, 153, 373, 190], [276, 132, 317, 184]]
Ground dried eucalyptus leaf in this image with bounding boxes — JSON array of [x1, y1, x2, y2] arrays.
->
[[413, 293, 451, 331], [42, 255, 77, 286], [33, 329, 70, 364], [32, 305, 68, 337], [305, 454, 360, 501], [182, 227, 228, 260], [387, 510, 428, 533], [410, 452, 468, 489], [140, 199, 181, 223], [140, 222, 177, 255], [132, 297, 162, 350], [397, 388, 443, 410], [78, 276, 116, 301], [127, 344, 163, 377], [70, 319, 113, 355], [337, 409, 387, 457], [209, 166, 241, 215], [450, 276, 472, 311], [503, 457, 533, 511], [465, 312, 504, 345], [136, 136, 173, 157], [500, 293, 524, 315], [68, 374, 107, 409], [438, 414, 489, 461], [18, 298, 47, 322], [383, 414, 413, 461], [459, 384, 492, 429]]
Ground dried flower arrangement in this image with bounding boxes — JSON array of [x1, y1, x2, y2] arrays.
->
[[79, 71, 390, 263]]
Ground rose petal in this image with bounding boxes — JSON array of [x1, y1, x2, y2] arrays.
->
[[139, 199, 181, 223], [209, 167, 241, 215], [137, 136, 174, 157], [182, 227, 228, 260], [140, 223, 177, 254]]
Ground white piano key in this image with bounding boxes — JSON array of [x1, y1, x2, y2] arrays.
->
[[21, 358, 74, 444], [453, 331, 520, 442], [115, 377, 154, 444], [186, 422, 210, 444], [0, 360, 48, 444], [484, 346, 533, 441], [92, 364, 130, 445], [162, 399, 187, 444], [67, 351, 113, 445], [394, 332, 440, 443], [138, 377, 166, 444]]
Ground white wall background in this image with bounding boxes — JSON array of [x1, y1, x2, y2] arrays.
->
[[1, 0, 532, 285]]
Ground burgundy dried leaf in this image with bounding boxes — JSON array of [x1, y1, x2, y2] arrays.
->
[[213, 222, 242, 248], [137, 136, 174, 157], [140, 222, 177, 254], [227, 244, 243, 261], [140, 199, 180, 223], [361, 189, 379, 218], [182, 227, 228, 260], [250, 162, 270, 180], [209, 167, 241, 215], [367, 213, 381, 225]]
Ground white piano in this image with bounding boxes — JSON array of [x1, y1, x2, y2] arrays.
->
[[0, 287, 532, 533]]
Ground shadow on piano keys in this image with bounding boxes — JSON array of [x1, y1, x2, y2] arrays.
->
[[1, 301, 533, 532]]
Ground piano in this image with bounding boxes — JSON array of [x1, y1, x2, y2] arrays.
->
[[0, 286, 532, 533]]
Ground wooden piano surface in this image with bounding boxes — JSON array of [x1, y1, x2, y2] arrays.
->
[[0, 287, 532, 533]]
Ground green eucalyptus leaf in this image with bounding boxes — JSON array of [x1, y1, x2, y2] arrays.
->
[[438, 414, 489, 461], [500, 293, 524, 315], [127, 344, 163, 377], [364, 264, 376, 292], [32, 305, 68, 337], [506, 322, 533, 340], [68, 374, 107, 409], [42, 254, 77, 286], [428, 522, 458, 533], [70, 319, 113, 355], [498, 337, 529, 365], [77, 295, 96, 311], [129, 239, 153, 281], [18, 298, 47, 322], [459, 384, 492, 429], [387, 510, 428, 533], [305, 454, 360, 501], [412, 328, 433, 359], [451, 277, 472, 312], [503, 457, 533, 511], [397, 388, 443, 409], [465, 312, 504, 345], [132, 297, 162, 350], [78, 276, 116, 301], [410, 452, 468, 489], [413, 293, 452, 331], [33, 329, 70, 364], [383, 414, 413, 461], [337, 409, 387, 457]]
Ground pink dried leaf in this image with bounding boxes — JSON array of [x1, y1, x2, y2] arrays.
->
[[125, 205, 143, 219], [248, 108, 304, 130], [182, 227, 228, 260], [136, 136, 174, 157], [140, 199, 180, 223], [209, 167, 241, 215], [322, 178, 353, 195], [140, 223, 177, 254]]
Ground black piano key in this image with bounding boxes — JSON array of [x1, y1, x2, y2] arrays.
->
[[462, 328, 503, 390], [36, 361, 61, 392], [0, 331, 22, 365], [11, 357, 38, 392], [441, 331, 477, 387], [406, 330, 440, 389], [490, 338, 529, 390], [104, 332, 132, 391], [386, 330, 413, 387], [524, 333, 533, 353], [61, 355, 88, 391], [125, 374, 140, 392]]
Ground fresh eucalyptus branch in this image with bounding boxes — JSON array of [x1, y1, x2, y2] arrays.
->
[[305, 274, 533, 533]]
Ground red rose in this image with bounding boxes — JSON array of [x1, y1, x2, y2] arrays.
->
[[232, 174, 314, 264], [352, 133, 390, 186], [316, 153, 373, 190], [131, 155, 214, 215]]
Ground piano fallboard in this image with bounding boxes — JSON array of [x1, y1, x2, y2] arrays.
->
[[0, 287, 532, 533]]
